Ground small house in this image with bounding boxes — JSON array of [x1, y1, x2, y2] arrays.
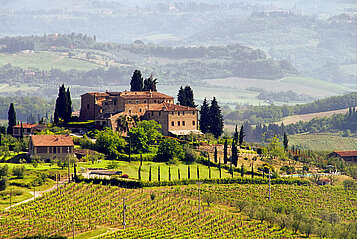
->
[[28, 135, 74, 160], [12, 123, 45, 137], [331, 151, 357, 163]]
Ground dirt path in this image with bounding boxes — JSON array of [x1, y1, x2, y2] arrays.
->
[[5, 180, 67, 210]]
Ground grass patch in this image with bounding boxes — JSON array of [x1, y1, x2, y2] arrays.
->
[[75, 227, 108, 239]]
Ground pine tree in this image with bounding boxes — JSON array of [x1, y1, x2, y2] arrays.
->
[[143, 74, 157, 91], [199, 98, 210, 134], [233, 125, 239, 143], [214, 146, 218, 163], [223, 139, 228, 164], [130, 70, 143, 91], [239, 125, 245, 146], [232, 140, 238, 167], [7, 103, 16, 135], [208, 97, 224, 138], [283, 132, 289, 151]]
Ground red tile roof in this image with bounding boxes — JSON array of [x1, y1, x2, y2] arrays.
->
[[30, 135, 74, 147], [147, 102, 198, 112], [13, 123, 39, 129], [119, 91, 174, 99], [334, 151, 357, 157]]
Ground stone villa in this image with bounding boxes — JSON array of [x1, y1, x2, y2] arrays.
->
[[28, 135, 74, 160], [79, 90, 200, 136]]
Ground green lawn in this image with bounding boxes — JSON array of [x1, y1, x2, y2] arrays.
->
[[80, 160, 232, 181], [75, 227, 109, 239]]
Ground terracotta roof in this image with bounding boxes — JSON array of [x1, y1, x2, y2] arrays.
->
[[30, 135, 74, 147], [119, 91, 174, 99], [83, 92, 110, 97], [13, 123, 39, 129], [147, 102, 198, 112], [334, 151, 357, 157]]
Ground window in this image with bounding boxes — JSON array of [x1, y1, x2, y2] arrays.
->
[[193, 121, 195, 125], [104, 102, 108, 105], [178, 112, 180, 116], [139, 108, 142, 113], [87, 104, 90, 109], [192, 111, 195, 115], [178, 121, 180, 126], [128, 100, 131, 104], [154, 100, 157, 103], [144, 100, 147, 103], [148, 113, 151, 118], [182, 121, 185, 126], [129, 110, 131, 115], [172, 112, 174, 115], [152, 112, 155, 116], [62, 147, 70, 153], [183, 111, 185, 115], [159, 111, 161, 116], [49, 147, 52, 153], [53, 147, 56, 153], [114, 101, 117, 105], [136, 100, 139, 104], [37, 147, 47, 153], [171, 121, 174, 126]]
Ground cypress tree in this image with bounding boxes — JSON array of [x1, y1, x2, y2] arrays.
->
[[54, 109, 59, 125], [233, 125, 239, 143], [7, 103, 16, 135], [65, 88, 72, 122], [239, 125, 245, 146], [149, 166, 152, 181], [219, 160, 222, 178], [251, 163, 254, 179], [208, 97, 224, 138], [130, 70, 143, 91], [283, 132, 289, 151], [241, 164, 245, 177], [209, 164, 211, 179], [230, 162, 233, 178], [223, 139, 228, 164], [199, 98, 210, 134], [168, 167, 171, 181], [188, 165, 191, 179], [214, 146, 218, 163], [178, 168, 181, 180], [232, 140, 238, 167], [184, 86, 196, 107], [55, 84, 68, 120], [138, 166, 141, 180], [177, 86, 186, 106], [197, 166, 200, 179], [158, 166, 160, 182], [20, 121, 23, 139]]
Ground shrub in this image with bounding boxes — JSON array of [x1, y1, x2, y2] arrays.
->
[[12, 165, 26, 179], [183, 145, 197, 164], [0, 164, 9, 177], [343, 179, 356, 190], [0, 176, 8, 191], [156, 138, 184, 162]]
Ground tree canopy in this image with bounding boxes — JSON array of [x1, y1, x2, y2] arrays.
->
[[130, 70, 144, 91], [156, 138, 184, 162], [177, 86, 196, 107], [54, 84, 72, 124]]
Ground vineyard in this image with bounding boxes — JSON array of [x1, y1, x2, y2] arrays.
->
[[0, 183, 311, 238]]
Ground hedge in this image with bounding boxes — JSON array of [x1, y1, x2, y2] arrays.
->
[[76, 175, 311, 189], [116, 153, 156, 162]]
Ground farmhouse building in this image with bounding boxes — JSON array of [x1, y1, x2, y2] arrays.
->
[[12, 123, 45, 138], [79, 90, 199, 136], [28, 135, 74, 160], [331, 151, 357, 162]]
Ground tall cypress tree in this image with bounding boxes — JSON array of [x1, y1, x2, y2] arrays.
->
[[214, 146, 218, 163], [7, 103, 16, 135], [65, 88, 72, 122], [208, 97, 224, 138], [199, 98, 210, 134], [149, 166, 152, 181], [183, 86, 196, 107], [177, 86, 186, 106], [223, 139, 228, 164], [158, 166, 161, 182], [219, 160, 222, 178], [231, 139, 238, 167], [283, 132, 289, 151], [130, 70, 143, 91], [233, 125, 239, 143], [55, 84, 68, 120], [239, 125, 245, 146], [188, 165, 191, 179], [20, 121, 23, 139], [197, 166, 200, 179]]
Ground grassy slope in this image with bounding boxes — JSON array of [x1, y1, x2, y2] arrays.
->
[[289, 133, 357, 151]]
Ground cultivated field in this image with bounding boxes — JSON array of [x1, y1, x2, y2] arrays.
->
[[1, 183, 355, 238], [289, 133, 357, 151]]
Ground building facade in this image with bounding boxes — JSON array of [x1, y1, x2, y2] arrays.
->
[[79, 90, 200, 136], [29, 135, 74, 160], [12, 123, 45, 137]]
